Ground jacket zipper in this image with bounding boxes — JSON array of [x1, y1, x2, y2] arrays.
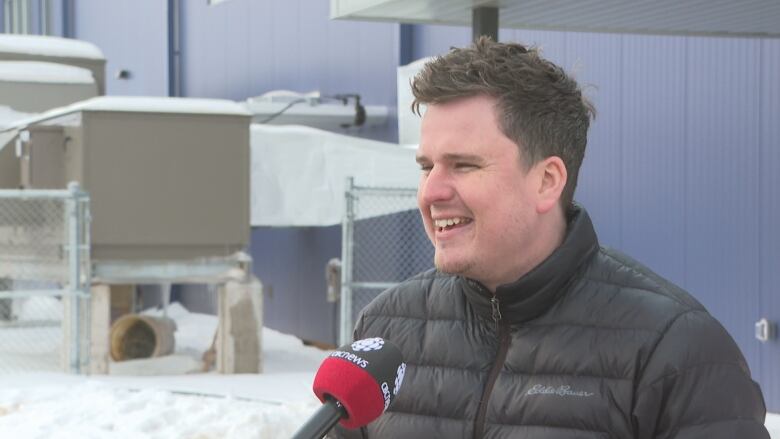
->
[[473, 295, 511, 439]]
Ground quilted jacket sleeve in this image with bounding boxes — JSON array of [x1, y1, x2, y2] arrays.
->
[[632, 309, 769, 439]]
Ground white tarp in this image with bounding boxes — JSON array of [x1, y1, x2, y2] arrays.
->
[[251, 124, 419, 226]]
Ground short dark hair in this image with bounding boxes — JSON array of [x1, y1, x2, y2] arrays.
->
[[411, 37, 595, 208]]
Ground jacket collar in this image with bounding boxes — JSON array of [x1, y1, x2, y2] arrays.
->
[[461, 205, 599, 325]]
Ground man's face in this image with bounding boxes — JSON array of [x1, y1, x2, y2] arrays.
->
[[416, 95, 545, 290]]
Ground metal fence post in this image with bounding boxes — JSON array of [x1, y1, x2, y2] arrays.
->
[[339, 177, 355, 346], [80, 187, 92, 374], [66, 181, 82, 373]]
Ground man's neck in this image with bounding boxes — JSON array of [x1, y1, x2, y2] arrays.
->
[[483, 208, 568, 292]]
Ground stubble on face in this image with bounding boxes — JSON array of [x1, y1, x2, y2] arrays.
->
[[433, 246, 476, 276]]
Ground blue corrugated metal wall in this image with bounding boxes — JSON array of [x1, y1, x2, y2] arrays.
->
[[250, 226, 342, 346], [410, 23, 780, 410], [760, 38, 780, 411], [683, 35, 763, 392], [73, 0, 168, 96]]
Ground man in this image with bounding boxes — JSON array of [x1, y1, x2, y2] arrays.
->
[[336, 37, 768, 438]]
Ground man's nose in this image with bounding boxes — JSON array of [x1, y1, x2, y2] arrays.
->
[[419, 167, 455, 205]]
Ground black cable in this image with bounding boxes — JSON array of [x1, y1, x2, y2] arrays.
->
[[256, 98, 308, 124]]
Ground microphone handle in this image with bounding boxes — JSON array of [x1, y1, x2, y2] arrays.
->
[[291, 398, 346, 439]]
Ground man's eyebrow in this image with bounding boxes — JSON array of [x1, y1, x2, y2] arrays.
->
[[416, 153, 485, 164], [441, 153, 485, 163]]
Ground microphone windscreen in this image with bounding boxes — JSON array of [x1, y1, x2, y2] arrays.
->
[[312, 338, 405, 429]]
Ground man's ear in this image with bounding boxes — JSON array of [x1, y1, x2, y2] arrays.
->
[[536, 156, 567, 214]]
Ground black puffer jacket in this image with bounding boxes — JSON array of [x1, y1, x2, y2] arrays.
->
[[337, 207, 768, 438]]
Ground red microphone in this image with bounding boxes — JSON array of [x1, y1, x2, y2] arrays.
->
[[292, 337, 406, 439]]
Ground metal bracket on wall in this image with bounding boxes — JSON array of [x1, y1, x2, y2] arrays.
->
[[755, 318, 776, 343]]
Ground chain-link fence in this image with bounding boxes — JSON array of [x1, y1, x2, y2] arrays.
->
[[0, 183, 91, 373], [339, 178, 434, 344]]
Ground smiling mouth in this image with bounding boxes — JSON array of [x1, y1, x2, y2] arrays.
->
[[434, 217, 473, 233]]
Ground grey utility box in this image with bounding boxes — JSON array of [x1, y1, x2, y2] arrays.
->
[[0, 61, 99, 113], [0, 34, 106, 94], [1, 96, 252, 261]]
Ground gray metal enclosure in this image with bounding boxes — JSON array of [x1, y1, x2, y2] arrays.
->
[[1, 98, 251, 261], [0, 81, 96, 112], [0, 66, 98, 113]]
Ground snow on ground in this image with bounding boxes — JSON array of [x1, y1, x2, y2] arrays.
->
[[0, 303, 326, 438], [0, 376, 319, 438], [770, 416, 780, 439], [0, 302, 778, 438]]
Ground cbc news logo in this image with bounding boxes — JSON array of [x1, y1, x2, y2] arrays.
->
[[351, 337, 385, 352]]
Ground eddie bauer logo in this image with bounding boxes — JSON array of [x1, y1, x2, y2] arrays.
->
[[526, 384, 594, 398]]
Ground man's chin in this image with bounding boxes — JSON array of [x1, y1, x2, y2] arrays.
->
[[434, 256, 474, 276]]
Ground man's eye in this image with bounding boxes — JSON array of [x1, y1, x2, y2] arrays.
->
[[455, 163, 477, 170], [420, 165, 433, 173]]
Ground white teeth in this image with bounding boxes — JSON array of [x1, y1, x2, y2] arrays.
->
[[434, 218, 468, 228]]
